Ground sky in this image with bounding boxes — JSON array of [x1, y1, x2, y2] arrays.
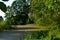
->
[[0, 0, 15, 20]]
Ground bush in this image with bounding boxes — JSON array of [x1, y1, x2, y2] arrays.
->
[[23, 30, 49, 40], [31, 0, 60, 26], [23, 25, 60, 40], [31, 30, 49, 39], [0, 20, 11, 31]]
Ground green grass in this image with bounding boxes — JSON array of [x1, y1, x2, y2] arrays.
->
[[23, 25, 60, 40]]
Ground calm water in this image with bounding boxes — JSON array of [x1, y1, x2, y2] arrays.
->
[[0, 31, 32, 40]]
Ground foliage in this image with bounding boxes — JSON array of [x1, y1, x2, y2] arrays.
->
[[31, 0, 60, 26], [0, 2, 7, 12], [0, 20, 11, 31], [32, 30, 49, 39], [23, 31, 48, 40], [5, 0, 30, 25], [23, 25, 60, 40]]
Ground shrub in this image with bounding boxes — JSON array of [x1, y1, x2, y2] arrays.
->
[[0, 20, 11, 31], [23, 30, 49, 40], [23, 25, 60, 40], [31, 0, 60, 26]]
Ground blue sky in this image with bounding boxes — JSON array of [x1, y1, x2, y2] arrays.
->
[[0, 0, 15, 20]]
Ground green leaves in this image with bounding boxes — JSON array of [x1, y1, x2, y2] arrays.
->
[[5, 0, 29, 25], [0, 2, 7, 12], [31, 0, 60, 26]]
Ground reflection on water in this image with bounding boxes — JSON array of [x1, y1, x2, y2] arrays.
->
[[0, 31, 33, 40]]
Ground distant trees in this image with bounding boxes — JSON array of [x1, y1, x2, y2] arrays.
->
[[31, 0, 60, 26], [6, 0, 30, 25]]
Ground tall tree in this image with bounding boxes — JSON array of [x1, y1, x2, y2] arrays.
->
[[6, 0, 30, 25], [31, 0, 60, 26]]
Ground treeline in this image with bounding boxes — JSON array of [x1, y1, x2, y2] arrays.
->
[[0, 0, 60, 26], [6, 0, 60, 26]]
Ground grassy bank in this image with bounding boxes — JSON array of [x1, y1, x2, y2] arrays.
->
[[23, 25, 60, 40]]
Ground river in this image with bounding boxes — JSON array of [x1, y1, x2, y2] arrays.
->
[[0, 31, 33, 40]]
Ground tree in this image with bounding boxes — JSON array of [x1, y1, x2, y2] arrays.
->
[[0, 2, 7, 12], [31, 0, 60, 26], [6, 0, 30, 25]]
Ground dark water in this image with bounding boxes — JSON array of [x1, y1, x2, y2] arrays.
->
[[0, 31, 33, 40]]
